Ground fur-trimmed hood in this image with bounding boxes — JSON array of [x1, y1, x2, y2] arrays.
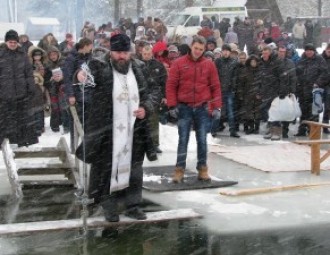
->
[[28, 46, 47, 65]]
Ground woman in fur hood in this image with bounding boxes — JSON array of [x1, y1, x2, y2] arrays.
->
[[28, 46, 48, 68]]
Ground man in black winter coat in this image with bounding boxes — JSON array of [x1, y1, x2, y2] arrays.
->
[[258, 46, 288, 141], [295, 44, 329, 136], [141, 44, 167, 153], [277, 45, 297, 138], [63, 38, 93, 150], [76, 34, 158, 222], [0, 30, 38, 146], [214, 44, 240, 138]]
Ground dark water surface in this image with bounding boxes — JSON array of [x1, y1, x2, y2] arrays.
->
[[1, 187, 330, 255]]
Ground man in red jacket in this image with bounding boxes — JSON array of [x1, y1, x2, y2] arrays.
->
[[166, 36, 222, 183]]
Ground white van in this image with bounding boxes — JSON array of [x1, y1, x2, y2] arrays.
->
[[166, 5, 247, 42]]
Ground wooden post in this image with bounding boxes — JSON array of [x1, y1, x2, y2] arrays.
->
[[307, 123, 321, 175]]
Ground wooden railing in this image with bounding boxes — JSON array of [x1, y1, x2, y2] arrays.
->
[[69, 106, 89, 192]]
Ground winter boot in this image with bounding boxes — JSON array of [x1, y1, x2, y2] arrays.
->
[[125, 206, 147, 220], [243, 122, 249, 133], [101, 199, 119, 222], [245, 120, 255, 135], [263, 126, 273, 139], [282, 122, 290, 138], [294, 125, 307, 137], [271, 126, 282, 141], [172, 167, 185, 183], [253, 120, 260, 134], [197, 166, 211, 182]]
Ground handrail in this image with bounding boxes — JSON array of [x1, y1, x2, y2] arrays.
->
[[69, 105, 93, 236], [69, 105, 84, 152]]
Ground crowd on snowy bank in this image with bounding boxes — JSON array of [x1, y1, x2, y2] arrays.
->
[[2, 13, 330, 222], [1, 14, 330, 145]]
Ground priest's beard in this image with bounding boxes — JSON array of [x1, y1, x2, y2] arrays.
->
[[112, 58, 130, 74]]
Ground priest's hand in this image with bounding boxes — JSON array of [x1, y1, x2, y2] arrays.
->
[[134, 107, 146, 119], [77, 70, 87, 83]]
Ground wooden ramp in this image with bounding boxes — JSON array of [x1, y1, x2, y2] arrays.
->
[[0, 209, 202, 236], [1, 137, 81, 198]]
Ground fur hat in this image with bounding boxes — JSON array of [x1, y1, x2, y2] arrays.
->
[[5, 29, 19, 42], [304, 43, 316, 51], [222, 44, 231, 52], [110, 33, 131, 52]]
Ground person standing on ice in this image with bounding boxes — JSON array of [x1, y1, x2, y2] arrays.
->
[[166, 35, 222, 183], [76, 33, 158, 222], [0, 29, 38, 147]]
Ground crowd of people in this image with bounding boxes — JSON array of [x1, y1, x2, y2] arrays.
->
[[1, 14, 330, 222]]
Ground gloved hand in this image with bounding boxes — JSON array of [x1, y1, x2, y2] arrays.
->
[[212, 109, 221, 120], [169, 107, 178, 119]]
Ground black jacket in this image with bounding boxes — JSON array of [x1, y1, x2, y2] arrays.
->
[[296, 53, 329, 95], [215, 57, 238, 92], [142, 58, 167, 100], [282, 58, 297, 94], [0, 45, 35, 100], [258, 53, 287, 100], [63, 47, 92, 103], [0, 45, 38, 146]]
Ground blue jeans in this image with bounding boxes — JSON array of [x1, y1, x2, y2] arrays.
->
[[223, 91, 235, 131], [176, 103, 211, 170]]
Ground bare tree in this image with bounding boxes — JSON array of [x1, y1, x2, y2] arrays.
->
[[137, 0, 143, 18], [114, 0, 120, 24], [185, 0, 194, 7], [318, 0, 322, 16]]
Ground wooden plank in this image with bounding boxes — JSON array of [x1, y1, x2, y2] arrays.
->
[[17, 168, 70, 175], [302, 120, 330, 129], [13, 148, 65, 159], [16, 163, 70, 170], [21, 180, 73, 186], [294, 139, 330, 145], [219, 182, 330, 196], [321, 150, 330, 163], [0, 209, 202, 236]]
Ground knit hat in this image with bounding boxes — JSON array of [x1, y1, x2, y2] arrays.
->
[[221, 44, 231, 52], [305, 43, 316, 51], [168, 45, 178, 53], [204, 51, 214, 60], [110, 33, 131, 52], [213, 48, 222, 54], [5, 29, 19, 42]]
